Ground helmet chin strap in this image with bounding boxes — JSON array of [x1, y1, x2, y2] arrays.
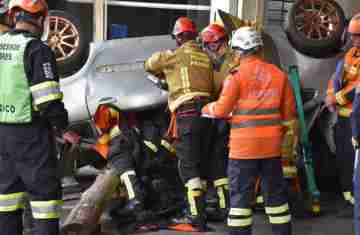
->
[[233, 46, 260, 57]]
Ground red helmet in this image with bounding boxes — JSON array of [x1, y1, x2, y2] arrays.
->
[[201, 24, 227, 43], [8, 0, 48, 17], [349, 13, 360, 34], [172, 17, 196, 36]]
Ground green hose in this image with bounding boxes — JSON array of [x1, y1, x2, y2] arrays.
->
[[288, 65, 321, 208]]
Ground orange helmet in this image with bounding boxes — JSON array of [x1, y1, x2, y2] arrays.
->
[[172, 17, 197, 36], [8, 0, 48, 17], [94, 104, 121, 132], [201, 24, 227, 43], [349, 13, 360, 34]]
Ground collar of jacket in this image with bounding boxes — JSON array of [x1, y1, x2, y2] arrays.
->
[[239, 54, 262, 65], [229, 54, 262, 74], [181, 40, 199, 49]]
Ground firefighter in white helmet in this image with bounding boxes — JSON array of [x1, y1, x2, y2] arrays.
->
[[202, 27, 295, 235]]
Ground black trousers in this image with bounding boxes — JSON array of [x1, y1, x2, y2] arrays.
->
[[0, 124, 61, 235], [175, 103, 212, 185], [207, 119, 229, 182], [228, 158, 291, 235], [108, 128, 145, 201], [334, 117, 355, 199]]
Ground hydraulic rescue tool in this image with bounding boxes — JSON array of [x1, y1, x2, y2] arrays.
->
[[289, 65, 321, 215]]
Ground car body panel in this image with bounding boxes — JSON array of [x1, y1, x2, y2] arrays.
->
[[61, 35, 175, 122]]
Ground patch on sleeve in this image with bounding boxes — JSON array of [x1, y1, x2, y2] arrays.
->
[[43, 62, 54, 80]]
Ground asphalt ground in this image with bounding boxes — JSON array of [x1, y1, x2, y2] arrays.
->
[[61, 192, 354, 235], [145, 214, 354, 235], [60, 169, 354, 235]]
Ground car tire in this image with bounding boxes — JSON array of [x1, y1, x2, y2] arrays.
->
[[284, 0, 346, 58], [47, 10, 87, 76]]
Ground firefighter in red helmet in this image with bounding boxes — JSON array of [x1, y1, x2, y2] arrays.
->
[[200, 23, 239, 220], [145, 17, 214, 231]]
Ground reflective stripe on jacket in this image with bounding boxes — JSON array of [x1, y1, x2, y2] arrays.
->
[[202, 55, 296, 159], [145, 40, 214, 112]]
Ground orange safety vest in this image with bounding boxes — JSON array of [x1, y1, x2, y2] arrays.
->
[[326, 48, 360, 117], [202, 55, 296, 159], [344, 47, 360, 81]]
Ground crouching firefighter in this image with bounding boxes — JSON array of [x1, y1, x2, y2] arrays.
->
[[0, 0, 69, 234], [200, 23, 238, 219], [145, 17, 214, 231], [326, 13, 360, 217], [202, 27, 295, 235], [349, 13, 360, 235], [62, 103, 146, 233]]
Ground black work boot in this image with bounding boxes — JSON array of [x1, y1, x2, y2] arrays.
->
[[337, 192, 354, 218], [117, 171, 145, 216], [121, 198, 144, 215], [216, 184, 230, 220], [205, 184, 229, 222], [336, 201, 354, 218], [169, 188, 206, 232]]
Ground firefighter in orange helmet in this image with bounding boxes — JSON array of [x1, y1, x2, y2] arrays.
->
[[200, 23, 238, 220], [327, 13, 360, 218], [202, 27, 295, 235], [145, 17, 214, 231], [347, 12, 360, 234], [0, 0, 69, 235]]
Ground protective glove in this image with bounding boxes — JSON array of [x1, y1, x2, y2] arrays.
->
[[62, 131, 82, 145], [352, 137, 359, 150]]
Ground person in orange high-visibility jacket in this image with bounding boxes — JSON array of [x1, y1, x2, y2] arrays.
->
[[348, 14, 360, 230], [326, 14, 360, 217], [202, 27, 295, 235]]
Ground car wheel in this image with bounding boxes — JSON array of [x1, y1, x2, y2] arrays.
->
[[47, 10, 87, 76], [285, 0, 346, 58]]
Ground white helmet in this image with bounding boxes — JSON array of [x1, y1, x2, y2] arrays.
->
[[230, 26, 263, 51]]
